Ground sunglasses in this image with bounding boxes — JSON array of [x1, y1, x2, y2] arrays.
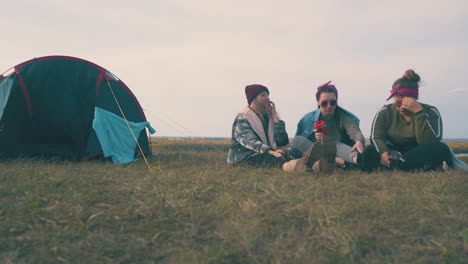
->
[[319, 100, 337, 107]]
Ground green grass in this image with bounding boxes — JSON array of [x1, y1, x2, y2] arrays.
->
[[1, 143, 467, 263]]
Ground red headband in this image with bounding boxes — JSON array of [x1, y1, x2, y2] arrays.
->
[[386, 88, 419, 101], [315, 81, 338, 99]]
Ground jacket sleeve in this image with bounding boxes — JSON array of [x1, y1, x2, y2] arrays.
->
[[274, 120, 289, 147], [413, 107, 443, 144], [295, 117, 305, 137], [341, 114, 366, 144], [370, 107, 389, 155], [233, 115, 272, 154]]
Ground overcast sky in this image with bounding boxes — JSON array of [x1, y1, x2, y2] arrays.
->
[[1, 0, 467, 138]]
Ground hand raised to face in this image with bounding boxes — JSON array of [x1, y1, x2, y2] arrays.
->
[[401, 97, 423, 114], [268, 101, 281, 122], [268, 101, 276, 112]]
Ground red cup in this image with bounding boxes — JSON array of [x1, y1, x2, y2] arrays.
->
[[314, 120, 329, 136]]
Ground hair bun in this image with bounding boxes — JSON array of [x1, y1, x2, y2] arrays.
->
[[403, 69, 421, 82]]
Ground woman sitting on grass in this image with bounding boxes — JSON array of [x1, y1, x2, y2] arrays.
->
[[293, 81, 366, 170], [365, 69, 468, 172], [227, 84, 332, 172]]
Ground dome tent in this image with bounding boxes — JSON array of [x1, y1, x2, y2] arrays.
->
[[0, 55, 154, 163]]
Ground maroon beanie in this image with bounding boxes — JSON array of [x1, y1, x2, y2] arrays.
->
[[245, 84, 269, 105]]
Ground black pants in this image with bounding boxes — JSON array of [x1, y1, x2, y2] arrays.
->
[[363, 142, 453, 172], [243, 153, 286, 168]]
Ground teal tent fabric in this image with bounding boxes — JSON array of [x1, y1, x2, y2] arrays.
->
[[0, 78, 13, 121], [93, 107, 155, 164], [0, 56, 152, 160]]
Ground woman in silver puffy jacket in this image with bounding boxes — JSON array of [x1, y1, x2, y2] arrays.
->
[[227, 84, 332, 172]]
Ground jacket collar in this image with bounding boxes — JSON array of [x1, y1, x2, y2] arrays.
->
[[240, 107, 277, 149]]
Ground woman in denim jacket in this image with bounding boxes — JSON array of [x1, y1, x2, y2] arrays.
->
[[294, 81, 366, 169]]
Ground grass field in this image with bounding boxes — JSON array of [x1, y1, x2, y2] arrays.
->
[[1, 140, 467, 263]]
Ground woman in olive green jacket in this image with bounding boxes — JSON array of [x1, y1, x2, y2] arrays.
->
[[365, 69, 467, 171]]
